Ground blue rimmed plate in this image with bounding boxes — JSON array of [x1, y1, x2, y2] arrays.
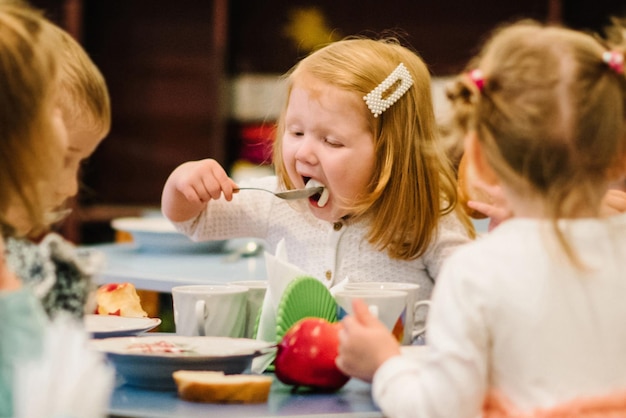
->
[[90, 336, 275, 390], [111, 217, 226, 253]]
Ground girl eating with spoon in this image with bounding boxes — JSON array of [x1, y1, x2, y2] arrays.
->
[[161, 37, 474, 329]]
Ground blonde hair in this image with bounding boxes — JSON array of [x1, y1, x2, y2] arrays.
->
[[446, 20, 626, 267], [273, 37, 474, 260], [0, 4, 65, 237], [51, 23, 111, 137]]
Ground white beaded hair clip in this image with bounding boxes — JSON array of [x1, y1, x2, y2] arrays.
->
[[363, 63, 414, 118]]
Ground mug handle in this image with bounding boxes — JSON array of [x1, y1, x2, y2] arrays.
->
[[195, 299, 207, 336], [411, 300, 431, 338]]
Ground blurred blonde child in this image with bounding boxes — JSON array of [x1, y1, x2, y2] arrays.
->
[[0, 4, 111, 416], [162, 37, 474, 324], [0, 4, 69, 415], [4, 18, 111, 319], [336, 20, 626, 417]]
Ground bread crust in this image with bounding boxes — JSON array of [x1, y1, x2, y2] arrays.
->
[[173, 371, 273, 404]]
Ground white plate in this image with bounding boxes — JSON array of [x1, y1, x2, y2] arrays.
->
[[90, 336, 276, 390], [111, 217, 226, 253], [85, 315, 161, 338]]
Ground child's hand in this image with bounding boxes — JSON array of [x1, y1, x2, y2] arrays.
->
[[335, 299, 401, 382], [466, 182, 512, 231], [161, 159, 238, 222], [600, 189, 626, 217], [170, 159, 238, 203]]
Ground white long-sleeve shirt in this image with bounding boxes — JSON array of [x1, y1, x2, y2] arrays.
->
[[373, 214, 626, 417], [172, 176, 471, 304]]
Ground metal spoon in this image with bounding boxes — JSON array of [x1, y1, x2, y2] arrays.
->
[[234, 186, 323, 200]]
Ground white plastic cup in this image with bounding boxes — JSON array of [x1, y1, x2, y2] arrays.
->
[[334, 289, 408, 342], [343, 281, 430, 344], [171, 284, 248, 337]]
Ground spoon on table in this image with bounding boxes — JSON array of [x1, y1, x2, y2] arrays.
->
[[234, 186, 323, 200]]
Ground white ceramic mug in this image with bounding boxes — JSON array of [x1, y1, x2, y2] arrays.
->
[[228, 280, 268, 338], [171, 284, 248, 337], [334, 289, 408, 342], [343, 282, 430, 344]]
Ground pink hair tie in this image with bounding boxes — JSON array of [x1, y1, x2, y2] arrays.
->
[[468, 69, 485, 92], [603, 51, 624, 75]]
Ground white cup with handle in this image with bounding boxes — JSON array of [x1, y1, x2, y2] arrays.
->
[[172, 284, 248, 337], [227, 280, 268, 338], [343, 281, 430, 345], [334, 289, 408, 343]]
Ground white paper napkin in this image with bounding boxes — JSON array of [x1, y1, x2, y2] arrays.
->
[[13, 314, 115, 418], [252, 239, 306, 373], [329, 276, 348, 296]]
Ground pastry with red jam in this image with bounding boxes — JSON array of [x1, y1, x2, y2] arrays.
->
[[96, 282, 148, 317]]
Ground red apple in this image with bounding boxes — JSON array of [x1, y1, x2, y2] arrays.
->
[[274, 317, 350, 391]]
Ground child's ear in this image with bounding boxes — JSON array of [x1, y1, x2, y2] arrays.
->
[[464, 131, 499, 186]]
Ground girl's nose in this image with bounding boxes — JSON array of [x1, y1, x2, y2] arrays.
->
[[294, 136, 318, 165]]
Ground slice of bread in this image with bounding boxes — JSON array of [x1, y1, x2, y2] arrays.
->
[[173, 371, 273, 403]]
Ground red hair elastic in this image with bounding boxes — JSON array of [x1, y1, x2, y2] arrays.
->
[[468, 69, 485, 92], [602, 51, 624, 75]]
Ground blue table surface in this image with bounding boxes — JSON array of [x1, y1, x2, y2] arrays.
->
[[109, 375, 382, 418], [87, 241, 267, 293]]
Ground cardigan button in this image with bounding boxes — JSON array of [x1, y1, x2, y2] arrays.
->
[[333, 222, 342, 231], [325, 270, 332, 280]]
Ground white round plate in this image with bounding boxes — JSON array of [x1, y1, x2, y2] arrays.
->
[[85, 315, 161, 338], [90, 336, 276, 390], [111, 217, 226, 253]]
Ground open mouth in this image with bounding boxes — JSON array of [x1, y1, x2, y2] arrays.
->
[[304, 178, 329, 207]]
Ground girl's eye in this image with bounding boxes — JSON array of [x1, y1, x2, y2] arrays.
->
[[324, 138, 342, 147]]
